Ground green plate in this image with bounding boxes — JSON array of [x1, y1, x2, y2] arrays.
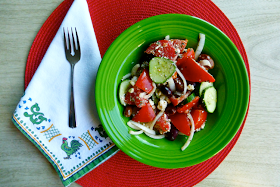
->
[[95, 14, 249, 168]]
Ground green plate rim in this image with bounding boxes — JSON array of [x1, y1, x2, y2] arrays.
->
[[95, 14, 249, 168]]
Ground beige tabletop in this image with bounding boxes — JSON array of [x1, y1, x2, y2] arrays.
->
[[1, 0, 280, 186]]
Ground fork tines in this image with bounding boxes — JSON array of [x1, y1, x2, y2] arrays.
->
[[63, 27, 80, 57]]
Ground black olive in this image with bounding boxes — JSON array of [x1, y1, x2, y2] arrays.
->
[[141, 53, 155, 63], [165, 105, 177, 116], [124, 105, 133, 117], [174, 77, 184, 92], [160, 86, 173, 98], [165, 124, 179, 141]]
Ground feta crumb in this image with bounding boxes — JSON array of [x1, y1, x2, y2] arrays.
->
[[187, 84, 195, 91], [149, 99, 156, 109], [139, 92, 146, 98], [159, 95, 171, 104], [128, 88, 134, 93], [157, 99, 167, 111]]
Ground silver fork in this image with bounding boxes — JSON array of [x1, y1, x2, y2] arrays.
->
[[63, 27, 81, 128]]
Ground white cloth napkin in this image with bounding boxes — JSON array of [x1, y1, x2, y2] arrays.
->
[[12, 0, 118, 186]]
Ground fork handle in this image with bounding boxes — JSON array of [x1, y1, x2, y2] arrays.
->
[[69, 64, 76, 128]]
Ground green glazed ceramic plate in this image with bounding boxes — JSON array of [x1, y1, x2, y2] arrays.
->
[[95, 14, 249, 168]]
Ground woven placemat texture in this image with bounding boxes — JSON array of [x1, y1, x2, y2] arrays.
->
[[25, 0, 250, 186]]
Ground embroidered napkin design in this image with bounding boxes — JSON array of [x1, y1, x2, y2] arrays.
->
[[12, 0, 119, 186]]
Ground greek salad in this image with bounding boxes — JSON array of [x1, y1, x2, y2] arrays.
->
[[119, 34, 217, 151]]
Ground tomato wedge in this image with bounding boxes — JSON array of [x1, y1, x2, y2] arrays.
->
[[145, 40, 178, 61], [176, 48, 195, 66], [124, 86, 148, 108], [171, 39, 188, 53], [169, 113, 190, 136], [169, 92, 190, 106], [135, 69, 154, 94], [183, 48, 195, 59], [177, 57, 215, 82], [177, 96, 200, 113], [132, 103, 156, 123], [154, 113, 171, 134], [191, 108, 208, 130]]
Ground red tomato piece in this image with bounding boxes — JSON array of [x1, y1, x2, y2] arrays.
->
[[169, 92, 190, 106], [172, 71, 177, 79], [135, 69, 154, 94], [124, 86, 148, 108], [132, 103, 156, 123], [177, 96, 200, 113], [183, 48, 195, 59], [169, 113, 190, 136], [191, 108, 208, 130], [145, 40, 178, 61], [171, 39, 188, 54], [177, 57, 215, 82], [154, 113, 171, 134]]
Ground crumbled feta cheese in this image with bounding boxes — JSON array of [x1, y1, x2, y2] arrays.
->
[[159, 95, 171, 104], [128, 88, 134, 93], [149, 99, 156, 109], [149, 99, 154, 106], [157, 99, 167, 111], [139, 92, 146, 98], [187, 84, 195, 91]]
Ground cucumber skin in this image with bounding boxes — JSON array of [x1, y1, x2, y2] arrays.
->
[[149, 57, 176, 84], [119, 79, 131, 106], [201, 86, 217, 113], [199, 82, 213, 97], [182, 93, 196, 105]]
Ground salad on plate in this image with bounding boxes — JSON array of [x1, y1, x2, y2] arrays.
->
[[118, 33, 217, 151]]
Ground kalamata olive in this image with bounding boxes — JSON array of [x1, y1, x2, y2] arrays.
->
[[165, 124, 179, 141], [124, 105, 133, 117], [160, 85, 173, 98], [198, 54, 214, 70], [174, 77, 184, 92], [165, 105, 177, 116], [131, 106, 139, 118], [141, 53, 155, 63]]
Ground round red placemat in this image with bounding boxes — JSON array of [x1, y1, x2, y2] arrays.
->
[[25, 0, 250, 186]]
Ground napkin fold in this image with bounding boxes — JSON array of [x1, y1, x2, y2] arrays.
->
[[12, 0, 118, 186]]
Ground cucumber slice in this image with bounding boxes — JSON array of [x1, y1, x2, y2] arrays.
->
[[119, 79, 131, 106], [202, 86, 217, 113], [149, 57, 176, 84], [182, 93, 196, 105], [199, 82, 213, 97]]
